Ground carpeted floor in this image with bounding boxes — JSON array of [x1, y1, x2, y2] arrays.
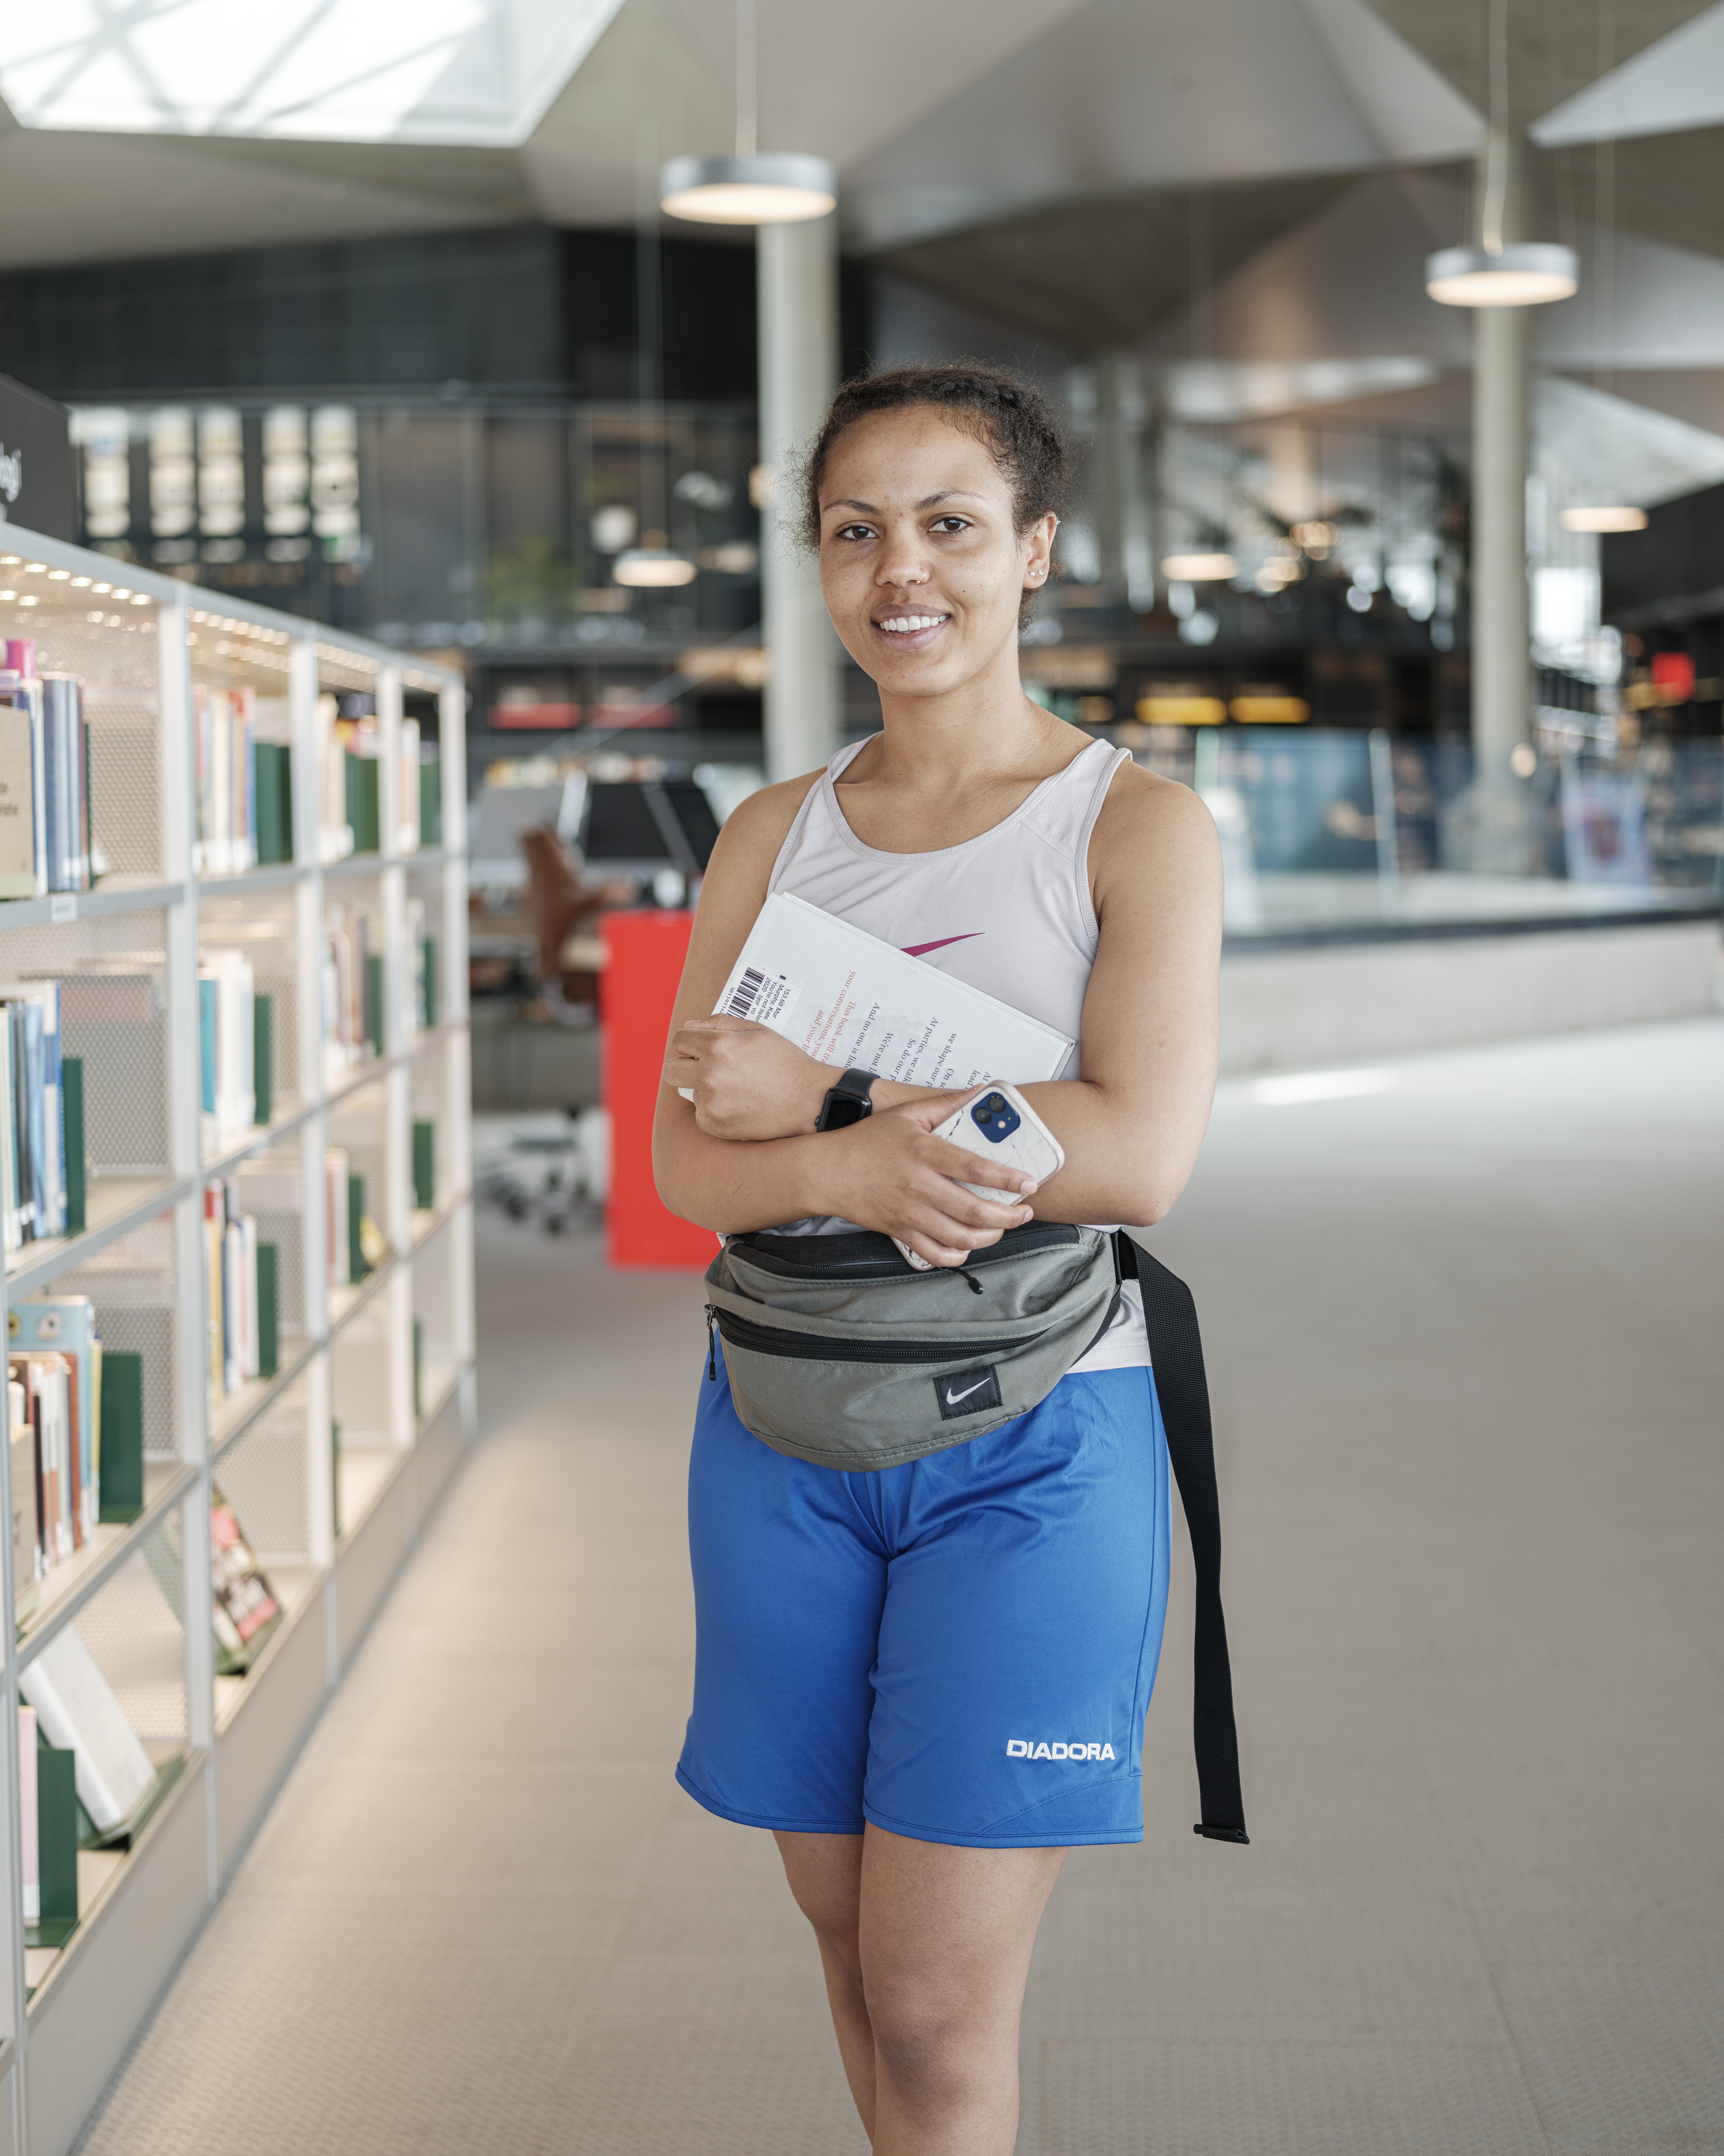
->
[[73, 1019, 1724, 2155]]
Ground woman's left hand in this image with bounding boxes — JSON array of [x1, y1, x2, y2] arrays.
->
[[666, 1016, 831, 1140]]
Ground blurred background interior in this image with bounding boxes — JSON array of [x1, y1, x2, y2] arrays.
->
[[3, 0, 1722, 1126], [0, 5, 1720, 2153]]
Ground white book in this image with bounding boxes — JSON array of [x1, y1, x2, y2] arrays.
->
[[20, 1624, 156, 1833], [707, 892, 1074, 1092]]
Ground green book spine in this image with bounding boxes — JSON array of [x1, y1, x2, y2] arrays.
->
[[35, 1737, 78, 1931], [345, 754, 380, 855], [253, 994, 273, 1125], [419, 755, 441, 848], [413, 1318, 423, 1420], [62, 1055, 85, 1236], [97, 1351, 145, 1524], [365, 955, 383, 1056], [254, 743, 293, 865], [257, 1242, 279, 1378], [412, 1121, 435, 1211], [254, 742, 277, 865], [348, 1174, 366, 1283], [423, 937, 437, 1030]]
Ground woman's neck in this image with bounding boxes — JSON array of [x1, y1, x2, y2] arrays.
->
[[861, 645, 1080, 794]]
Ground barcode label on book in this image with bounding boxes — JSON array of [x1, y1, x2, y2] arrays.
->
[[717, 964, 799, 1031]]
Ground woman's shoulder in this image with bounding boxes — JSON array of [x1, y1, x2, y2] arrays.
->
[[1088, 759, 1220, 891], [706, 767, 826, 876]]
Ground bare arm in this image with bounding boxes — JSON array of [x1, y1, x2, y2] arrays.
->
[[652, 765, 1221, 1252]]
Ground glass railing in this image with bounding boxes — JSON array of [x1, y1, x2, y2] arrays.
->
[[1127, 725, 1724, 938]]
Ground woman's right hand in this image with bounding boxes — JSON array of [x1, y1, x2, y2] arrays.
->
[[808, 1095, 1038, 1267]]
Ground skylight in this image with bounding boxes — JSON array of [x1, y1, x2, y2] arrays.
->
[[0, 0, 626, 145]]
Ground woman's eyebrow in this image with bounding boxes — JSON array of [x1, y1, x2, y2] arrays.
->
[[821, 489, 989, 514]]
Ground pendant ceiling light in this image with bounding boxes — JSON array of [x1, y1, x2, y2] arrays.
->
[[613, 548, 699, 586], [1425, 0, 1578, 307], [1425, 243, 1579, 307], [659, 0, 835, 225], [1558, 504, 1647, 532], [1161, 552, 1238, 582]]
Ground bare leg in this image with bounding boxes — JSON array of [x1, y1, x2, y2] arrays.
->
[[777, 1825, 1066, 2153], [775, 1833, 877, 2134]]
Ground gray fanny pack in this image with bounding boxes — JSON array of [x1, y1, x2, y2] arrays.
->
[[703, 1221, 1121, 1471]]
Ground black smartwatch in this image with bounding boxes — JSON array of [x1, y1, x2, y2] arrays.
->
[[815, 1068, 876, 1131]]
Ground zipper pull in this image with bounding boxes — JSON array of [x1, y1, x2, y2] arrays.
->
[[956, 1268, 985, 1296], [704, 1305, 717, 1380]]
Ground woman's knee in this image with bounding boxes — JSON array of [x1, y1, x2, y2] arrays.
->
[[862, 1976, 988, 2100]]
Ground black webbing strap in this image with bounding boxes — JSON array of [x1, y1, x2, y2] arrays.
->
[[1116, 1233, 1250, 1844]]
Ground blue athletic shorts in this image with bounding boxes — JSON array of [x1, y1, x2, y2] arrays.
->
[[675, 1351, 1172, 1849]]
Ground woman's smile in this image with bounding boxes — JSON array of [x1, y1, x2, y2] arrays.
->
[[871, 607, 953, 651]]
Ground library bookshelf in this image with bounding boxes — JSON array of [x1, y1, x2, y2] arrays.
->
[[0, 524, 474, 2156]]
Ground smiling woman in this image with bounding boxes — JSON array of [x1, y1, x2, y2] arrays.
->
[[651, 360, 1231, 2156]]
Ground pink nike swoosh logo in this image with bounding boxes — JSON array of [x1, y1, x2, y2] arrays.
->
[[901, 934, 983, 958]]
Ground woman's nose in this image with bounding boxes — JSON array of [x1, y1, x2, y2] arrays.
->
[[876, 534, 930, 587]]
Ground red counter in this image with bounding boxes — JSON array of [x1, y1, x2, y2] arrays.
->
[[600, 908, 717, 1269]]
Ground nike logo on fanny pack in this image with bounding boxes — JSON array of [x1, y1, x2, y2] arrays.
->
[[936, 1364, 1003, 1419]]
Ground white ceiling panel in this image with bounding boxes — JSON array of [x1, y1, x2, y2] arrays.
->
[[654, 0, 1094, 172], [1533, 0, 1724, 146], [0, 128, 510, 269], [0, 0, 627, 146], [842, 0, 1394, 252], [1299, 0, 1483, 162]]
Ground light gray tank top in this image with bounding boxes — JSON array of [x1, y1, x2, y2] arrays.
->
[[767, 733, 1151, 1374]]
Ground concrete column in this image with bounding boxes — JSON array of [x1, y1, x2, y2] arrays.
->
[[1467, 118, 1536, 793], [1093, 353, 1153, 610], [757, 212, 841, 781], [1467, 126, 1536, 869], [1471, 297, 1533, 779]]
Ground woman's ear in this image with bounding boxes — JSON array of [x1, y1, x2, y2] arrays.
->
[[1023, 512, 1058, 589]]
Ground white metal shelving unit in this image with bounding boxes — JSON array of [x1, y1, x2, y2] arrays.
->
[[0, 525, 474, 2156]]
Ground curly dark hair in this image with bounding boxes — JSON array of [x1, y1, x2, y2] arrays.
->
[[798, 361, 1072, 613]]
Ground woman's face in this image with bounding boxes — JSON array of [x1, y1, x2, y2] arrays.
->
[[816, 406, 1054, 699]]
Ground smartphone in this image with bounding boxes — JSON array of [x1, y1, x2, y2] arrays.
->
[[895, 1084, 1065, 1270]]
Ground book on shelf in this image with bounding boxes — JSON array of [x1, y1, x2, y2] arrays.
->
[[194, 684, 253, 875], [325, 1147, 350, 1286], [254, 740, 293, 866], [0, 979, 66, 1251], [412, 1120, 435, 1211], [32, 1720, 78, 1940], [398, 717, 421, 853], [345, 750, 380, 856], [18, 1705, 38, 1926], [405, 898, 431, 1039], [204, 1180, 278, 1402], [316, 693, 355, 861], [0, 642, 93, 897], [19, 1622, 156, 1834], [210, 1485, 282, 1675], [194, 687, 295, 874], [419, 749, 442, 849], [12, 1294, 101, 1546], [323, 904, 381, 1076], [95, 1351, 143, 1524], [199, 950, 271, 1139]]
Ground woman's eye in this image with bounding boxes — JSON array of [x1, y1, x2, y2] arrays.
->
[[835, 523, 875, 543], [931, 516, 971, 534]]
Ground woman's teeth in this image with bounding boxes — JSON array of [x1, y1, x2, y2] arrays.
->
[[878, 614, 946, 633]]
